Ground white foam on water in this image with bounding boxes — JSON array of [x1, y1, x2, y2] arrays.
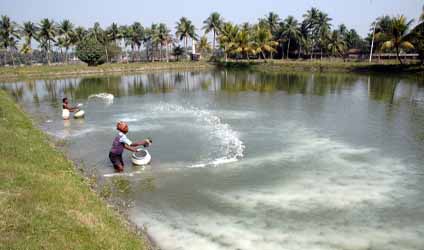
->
[[208, 129, 411, 210], [136, 210, 424, 250], [132, 126, 422, 250], [88, 92, 114, 100], [148, 103, 245, 168], [103, 170, 143, 178]]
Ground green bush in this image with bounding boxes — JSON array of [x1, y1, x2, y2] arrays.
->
[[76, 36, 106, 66]]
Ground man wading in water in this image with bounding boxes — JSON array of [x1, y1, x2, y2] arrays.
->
[[109, 121, 152, 172], [62, 97, 79, 120]]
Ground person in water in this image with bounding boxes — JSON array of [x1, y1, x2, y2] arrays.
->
[[109, 121, 152, 172], [62, 97, 79, 120]]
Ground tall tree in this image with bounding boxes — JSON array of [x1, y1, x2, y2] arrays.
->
[[259, 12, 280, 58], [73, 26, 87, 44], [176, 17, 197, 53], [122, 22, 144, 61], [203, 12, 223, 57], [38, 18, 57, 65], [107, 22, 122, 46], [381, 15, 414, 64], [233, 30, 254, 60], [253, 25, 278, 60], [282, 16, 301, 59], [218, 22, 239, 61], [315, 11, 332, 60], [302, 7, 320, 59], [20, 21, 38, 64], [58, 20, 74, 63], [327, 30, 347, 59], [0, 15, 20, 66], [259, 12, 280, 35], [197, 36, 212, 58], [157, 23, 171, 61]]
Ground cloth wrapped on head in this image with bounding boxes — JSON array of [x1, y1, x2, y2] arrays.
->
[[116, 121, 128, 133]]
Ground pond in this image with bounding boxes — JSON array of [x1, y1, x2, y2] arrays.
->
[[2, 69, 424, 250]]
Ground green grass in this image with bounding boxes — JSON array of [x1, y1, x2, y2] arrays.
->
[[1, 60, 423, 81], [0, 90, 148, 250], [217, 59, 424, 74], [0, 61, 213, 80]]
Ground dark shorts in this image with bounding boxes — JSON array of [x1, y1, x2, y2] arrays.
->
[[109, 152, 124, 167]]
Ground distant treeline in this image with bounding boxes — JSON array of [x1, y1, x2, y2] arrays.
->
[[0, 6, 423, 66]]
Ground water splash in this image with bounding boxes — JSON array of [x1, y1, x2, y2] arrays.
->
[[151, 103, 245, 168]]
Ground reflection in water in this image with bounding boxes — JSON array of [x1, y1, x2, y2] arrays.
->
[[2, 71, 423, 108]]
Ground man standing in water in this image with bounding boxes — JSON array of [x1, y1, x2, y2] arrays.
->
[[62, 97, 79, 120], [109, 121, 152, 172]]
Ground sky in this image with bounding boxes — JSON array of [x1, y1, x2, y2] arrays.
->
[[0, 0, 422, 37]]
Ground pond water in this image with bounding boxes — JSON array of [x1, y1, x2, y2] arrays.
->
[[2, 70, 424, 250]]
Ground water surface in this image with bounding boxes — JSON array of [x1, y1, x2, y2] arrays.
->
[[2, 70, 424, 250]]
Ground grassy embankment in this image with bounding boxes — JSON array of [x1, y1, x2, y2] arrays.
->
[[217, 59, 424, 74], [0, 61, 213, 80], [0, 60, 423, 81], [0, 90, 148, 249]]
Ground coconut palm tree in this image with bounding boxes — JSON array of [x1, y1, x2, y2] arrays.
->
[[38, 18, 57, 65], [252, 26, 278, 60], [260, 12, 280, 35], [381, 15, 414, 64], [302, 8, 320, 59], [203, 12, 223, 56], [157, 23, 171, 61], [20, 21, 38, 64], [122, 23, 144, 61], [58, 20, 74, 63], [197, 36, 211, 58], [297, 22, 310, 58], [107, 22, 122, 46], [89, 22, 112, 62], [282, 16, 301, 59], [370, 15, 392, 61], [0, 15, 20, 66], [315, 11, 332, 60], [327, 30, 347, 59], [73, 26, 87, 44], [233, 30, 254, 60], [218, 22, 239, 61], [259, 12, 280, 59], [175, 17, 197, 54]]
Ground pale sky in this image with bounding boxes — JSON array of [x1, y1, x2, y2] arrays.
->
[[0, 0, 422, 37]]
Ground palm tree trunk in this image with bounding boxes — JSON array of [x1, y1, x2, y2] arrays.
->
[[166, 42, 169, 62], [298, 45, 301, 59], [104, 46, 109, 63], [60, 48, 64, 63], [287, 38, 291, 59], [185, 37, 188, 58], [65, 48, 69, 64], [396, 46, 403, 65], [47, 41, 51, 65], [213, 30, 216, 57], [261, 51, 266, 62], [310, 39, 314, 60], [9, 50, 15, 67], [159, 44, 162, 61]]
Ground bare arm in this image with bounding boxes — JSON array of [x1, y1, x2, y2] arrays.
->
[[64, 103, 79, 112], [123, 143, 138, 152], [131, 139, 151, 147]]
